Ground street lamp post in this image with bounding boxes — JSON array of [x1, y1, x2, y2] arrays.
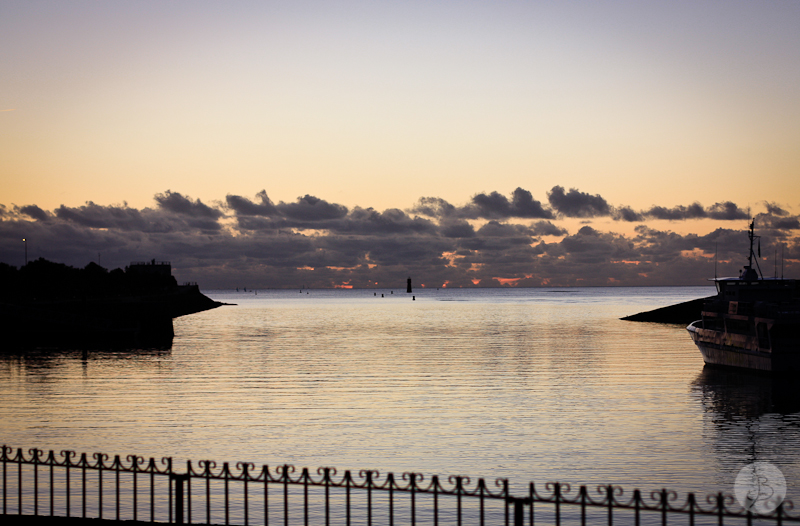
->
[[22, 238, 27, 266]]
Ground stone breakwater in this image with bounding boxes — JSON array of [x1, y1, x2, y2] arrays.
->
[[621, 297, 710, 324]]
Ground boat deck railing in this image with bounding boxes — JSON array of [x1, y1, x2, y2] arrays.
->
[[2, 446, 797, 526]]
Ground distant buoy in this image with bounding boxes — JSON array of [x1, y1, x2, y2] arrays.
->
[[381, 293, 384, 297]]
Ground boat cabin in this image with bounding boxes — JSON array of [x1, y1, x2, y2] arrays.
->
[[713, 275, 797, 302]]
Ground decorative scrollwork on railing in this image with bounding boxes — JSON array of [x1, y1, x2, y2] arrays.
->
[[175, 459, 510, 500], [60, 449, 77, 467], [2, 445, 799, 524], [1, 447, 173, 476], [516, 480, 799, 522]]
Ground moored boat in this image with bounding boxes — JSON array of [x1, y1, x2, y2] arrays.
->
[[686, 221, 800, 372]]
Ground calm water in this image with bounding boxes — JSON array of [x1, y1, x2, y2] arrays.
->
[[1, 286, 798, 503]]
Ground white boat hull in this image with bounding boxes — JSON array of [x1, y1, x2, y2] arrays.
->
[[687, 322, 773, 371]]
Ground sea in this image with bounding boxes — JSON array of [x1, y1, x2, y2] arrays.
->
[[1, 286, 798, 520]]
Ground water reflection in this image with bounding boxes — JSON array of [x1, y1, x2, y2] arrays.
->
[[0, 346, 173, 382], [691, 365, 800, 493], [1, 340, 172, 358], [692, 366, 800, 418]]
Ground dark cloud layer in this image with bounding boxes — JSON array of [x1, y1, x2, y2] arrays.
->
[[623, 201, 750, 222], [155, 190, 222, 220], [410, 188, 552, 220], [55, 202, 149, 231], [645, 202, 706, 220], [225, 190, 277, 217], [20, 205, 49, 221], [548, 186, 612, 218], [2, 189, 797, 288], [466, 188, 554, 219], [278, 194, 349, 222]]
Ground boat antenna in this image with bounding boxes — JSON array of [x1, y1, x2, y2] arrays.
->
[[774, 247, 777, 278], [714, 242, 718, 279], [747, 219, 764, 279]]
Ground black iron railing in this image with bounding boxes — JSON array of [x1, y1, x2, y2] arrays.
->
[[1, 446, 797, 525]]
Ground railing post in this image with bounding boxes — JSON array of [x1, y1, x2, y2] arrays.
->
[[508, 497, 525, 526], [172, 474, 189, 524]]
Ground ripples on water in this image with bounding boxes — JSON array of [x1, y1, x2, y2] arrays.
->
[[1, 286, 797, 504]]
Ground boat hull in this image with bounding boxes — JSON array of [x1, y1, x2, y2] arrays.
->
[[691, 339, 773, 371], [687, 322, 800, 372]]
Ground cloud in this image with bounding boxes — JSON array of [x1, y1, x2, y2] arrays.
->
[[467, 191, 515, 219], [613, 206, 644, 222], [633, 201, 750, 222], [334, 207, 437, 235], [644, 203, 706, 220], [529, 220, 568, 237], [764, 202, 789, 217], [234, 216, 282, 232], [547, 186, 611, 217], [411, 188, 552, 220], [54, 202, 149, 230], [706, 201, 750, 220], [754, 211, 800, 232], [276, 195, 348, 222], [509, 188, 554, 219], [440, 219, 475, 238], [1, 189, 796, 288], [557, 226, 634, 262], [408, 197, 458, 219], [464, 188, 554, 219], [19, 205, 50, 221], [50, 195, 229, 234], [772, 218, 800, 230], [476, 221, 536, 239], [155, 190, 223, 220], [225, 190, 277, 217]]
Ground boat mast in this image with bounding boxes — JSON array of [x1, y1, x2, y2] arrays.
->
[[746, 219, 764, 279]]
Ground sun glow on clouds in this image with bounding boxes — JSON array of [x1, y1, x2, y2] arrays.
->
[[680, 249, 713, 259], [441, 252, 461, 268]]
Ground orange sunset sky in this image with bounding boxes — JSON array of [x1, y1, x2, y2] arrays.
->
[[2, 1, 799, 288]]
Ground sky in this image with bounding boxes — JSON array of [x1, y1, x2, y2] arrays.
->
[[2, 1, 799, 288]]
